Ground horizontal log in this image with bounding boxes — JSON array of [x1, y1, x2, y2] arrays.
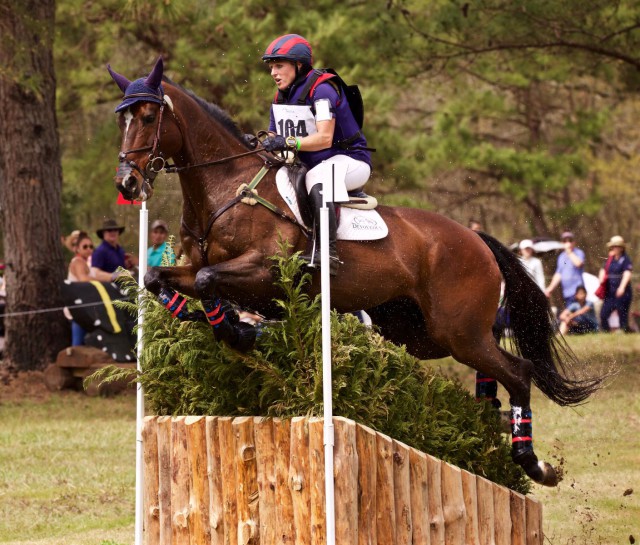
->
[[43, 364, 75, 391], [55, 345, 113, 368]]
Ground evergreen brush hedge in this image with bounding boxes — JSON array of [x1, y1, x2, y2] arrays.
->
[[112, 243, 529, 493]]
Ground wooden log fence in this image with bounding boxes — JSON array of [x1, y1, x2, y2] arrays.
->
[[142, 416, 543, 545]]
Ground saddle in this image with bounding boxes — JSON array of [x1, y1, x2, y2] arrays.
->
[[287, 164, 378, 228]]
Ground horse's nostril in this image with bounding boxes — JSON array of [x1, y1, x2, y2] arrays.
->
[[123, 175, 137, 190]]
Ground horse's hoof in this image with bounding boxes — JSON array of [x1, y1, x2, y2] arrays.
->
[[513, 450, 562, 487], [534, 461, 561, 487]]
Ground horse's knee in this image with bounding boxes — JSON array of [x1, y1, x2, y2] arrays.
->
[[194, 267, 219, 300], [144, 268, 162, 294]]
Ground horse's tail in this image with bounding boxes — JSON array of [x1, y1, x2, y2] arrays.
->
[[477, 231, 605, 406]]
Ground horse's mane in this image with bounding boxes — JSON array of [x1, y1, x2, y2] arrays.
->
[[163, 77, 248, 146]]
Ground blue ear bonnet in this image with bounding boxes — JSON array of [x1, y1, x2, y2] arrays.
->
[[114, 79, 164, 113]]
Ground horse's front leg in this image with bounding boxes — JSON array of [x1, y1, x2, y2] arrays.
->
[[193, 250, 276, 352], [144, 265, 207, 322]]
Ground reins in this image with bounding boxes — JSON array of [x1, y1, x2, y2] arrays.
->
[[164, 148, 266, 173]]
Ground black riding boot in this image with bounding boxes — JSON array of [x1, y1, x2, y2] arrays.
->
[[300, 184, 340, 275]]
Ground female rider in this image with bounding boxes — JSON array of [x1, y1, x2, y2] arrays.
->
[[260, 34, 372, 274]]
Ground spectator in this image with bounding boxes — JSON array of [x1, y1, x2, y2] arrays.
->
[[65, 231, 113, 346], [62, 229, 81, 255], [147, 219, 172, 267], [599, 235, 633, 333], [558, 285, 598, 335], [519, 239, 545, 290], [468, 219, 483, 232], [544, 231, 585, 305], [68, 231, 112, 282], [91, 219, 136, 279]]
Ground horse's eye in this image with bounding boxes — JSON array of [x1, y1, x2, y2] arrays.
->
[[142, 114, 156, 125]]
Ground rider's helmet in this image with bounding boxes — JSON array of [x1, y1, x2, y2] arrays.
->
[[262, 34, 313, 66]]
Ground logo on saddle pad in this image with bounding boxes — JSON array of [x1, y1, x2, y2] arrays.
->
[[275, 167, 388, 241], [351, 216, 382, 231]]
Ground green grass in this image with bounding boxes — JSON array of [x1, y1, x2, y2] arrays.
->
[[0, 392, 136, 545], [1, 333, 639, 544]]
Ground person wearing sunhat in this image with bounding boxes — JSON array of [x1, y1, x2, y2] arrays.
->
[[599, 235, 633, 332], [544, 231, 585, 305], [91, 219, 128, 279]]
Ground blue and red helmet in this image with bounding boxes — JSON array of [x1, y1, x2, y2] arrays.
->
[[262, 34, 313, 65]]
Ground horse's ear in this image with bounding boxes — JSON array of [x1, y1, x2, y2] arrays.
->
[[145, 57, 164, 90], [107, 64, 131, 93]]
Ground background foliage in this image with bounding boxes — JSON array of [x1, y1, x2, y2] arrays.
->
[[51, 0, 640, 274]]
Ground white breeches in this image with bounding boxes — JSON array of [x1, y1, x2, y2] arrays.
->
[[305, 155, 371, 193]]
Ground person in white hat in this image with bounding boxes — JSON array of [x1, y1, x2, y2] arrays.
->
[[599, 235, 633, 332], [518, 239, 545, 290]]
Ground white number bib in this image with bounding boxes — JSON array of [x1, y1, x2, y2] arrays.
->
[[272, 104, 317, 138]]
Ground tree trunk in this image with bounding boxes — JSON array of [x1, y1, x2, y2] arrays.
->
[[0, 0, 68, 370]]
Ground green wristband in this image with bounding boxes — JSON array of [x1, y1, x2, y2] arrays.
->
[[296, 138, 301, 151]]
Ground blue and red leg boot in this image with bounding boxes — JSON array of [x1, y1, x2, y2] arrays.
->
[[510, 404, 544, 481], [202, 298, 257, 353], [158, 288, 206, 322], [475, 372, 502, 409]]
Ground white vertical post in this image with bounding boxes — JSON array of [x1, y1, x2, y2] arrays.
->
[[135, 201, 149, 545], [320, 167, 336, 545]]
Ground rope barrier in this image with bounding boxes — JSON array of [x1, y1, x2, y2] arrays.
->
[[0, 298, 129, 319]]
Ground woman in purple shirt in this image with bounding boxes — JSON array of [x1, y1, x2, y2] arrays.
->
[[260, 34, 372, 274], [599, 235, 633, 332]]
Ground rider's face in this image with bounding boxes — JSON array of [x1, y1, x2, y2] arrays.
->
[[269, 61, 298, 91]]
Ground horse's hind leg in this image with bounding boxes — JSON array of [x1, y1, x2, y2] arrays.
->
[[451, 338, 559, 486]]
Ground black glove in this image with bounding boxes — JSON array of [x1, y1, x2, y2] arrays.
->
[[261, 134, 289, 152]]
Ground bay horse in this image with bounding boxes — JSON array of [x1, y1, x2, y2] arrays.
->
[[108, 58, 603, 486]]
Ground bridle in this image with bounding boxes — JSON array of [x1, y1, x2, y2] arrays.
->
[[117, 97, 168, 190]]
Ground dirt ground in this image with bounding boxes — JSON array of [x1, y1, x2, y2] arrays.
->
[[0, 368, 52, 403]]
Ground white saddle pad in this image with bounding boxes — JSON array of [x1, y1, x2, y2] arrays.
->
[[275, 167, 388, 241]]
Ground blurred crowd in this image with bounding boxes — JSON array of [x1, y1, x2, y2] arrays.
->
[[0, 217, 634, 351], [469, 218, 635, 336], [61, 218, 174, 346]]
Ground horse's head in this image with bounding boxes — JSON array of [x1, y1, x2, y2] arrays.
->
[[107, 57, 182, 201]]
